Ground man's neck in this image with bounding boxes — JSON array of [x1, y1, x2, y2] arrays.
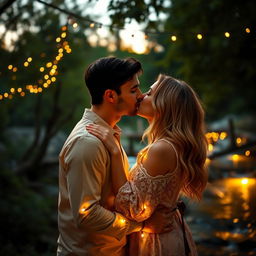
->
[[91, 105, 121, 128]]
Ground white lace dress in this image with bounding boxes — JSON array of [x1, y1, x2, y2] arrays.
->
[[115, 140, 198, 256]]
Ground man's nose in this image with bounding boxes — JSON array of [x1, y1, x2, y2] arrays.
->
[[137, 88, 144, 100]]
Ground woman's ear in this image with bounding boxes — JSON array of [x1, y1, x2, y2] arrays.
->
[[104, 89, 117, 103]]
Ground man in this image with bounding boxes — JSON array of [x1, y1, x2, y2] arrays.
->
[[57, 57, 171, 256]]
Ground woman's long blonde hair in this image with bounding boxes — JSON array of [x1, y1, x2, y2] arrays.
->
[[137, 74, 208, 200]]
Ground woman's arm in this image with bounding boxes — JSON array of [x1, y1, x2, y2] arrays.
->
[[86, 124, 127, 194]]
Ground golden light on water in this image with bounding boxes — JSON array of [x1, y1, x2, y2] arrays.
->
[[241, 178, 249, 185]]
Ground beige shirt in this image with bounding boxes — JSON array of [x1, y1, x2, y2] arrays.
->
[[57, 109, 141, 256]]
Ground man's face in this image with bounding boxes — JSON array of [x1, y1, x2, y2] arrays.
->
[[115, 74, 143, 116]]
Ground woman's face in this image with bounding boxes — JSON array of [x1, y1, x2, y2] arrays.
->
[[137, 81, 158, 120]]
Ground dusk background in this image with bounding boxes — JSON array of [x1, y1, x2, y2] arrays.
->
[[0, 0, 255, 255]]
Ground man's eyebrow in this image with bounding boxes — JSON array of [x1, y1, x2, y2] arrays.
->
[[131, 84, 139, 90]]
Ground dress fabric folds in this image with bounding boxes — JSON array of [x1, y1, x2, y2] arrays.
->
[[115, 140, 198, 256]]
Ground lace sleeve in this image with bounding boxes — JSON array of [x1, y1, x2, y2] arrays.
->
[[115, 164, 175, 222]]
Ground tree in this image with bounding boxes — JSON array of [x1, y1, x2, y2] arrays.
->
[[106, 0, 256, 120]]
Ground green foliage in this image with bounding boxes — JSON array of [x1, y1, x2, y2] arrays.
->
[[0, 168, 57, 256], [107, 0, 256, 121]]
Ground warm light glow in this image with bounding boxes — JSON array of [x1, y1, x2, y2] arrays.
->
[[120, 218, 126, 224], [90, 23, 95, 28], [205, 158, 211, 166], [24, 62, 29, 67], [8, 64, 13, 70], [141, 232, 145, 238], [62, 26, 67, 31], [233, 218, 239, 223], [232, 154, 239, 161], [219, 132, 227, 140], [10, 88, 15, 93], [27, 57, 32, 62], [4, 93, 8, 98], [46, 62, 52, 68], [241, 178, 249, 185], [61, 32, 67, 38], [72, 22, 78, 28], [171, 35, 177, 41], [13, 67, 17, 72], [245, 150, 250, 157], [0, 95, 3, 100], [17, 88, 22, 93], [197, 34, 203, 40], [56, 37, 61, 42], [40, 67, 44, 72], [245, 28, 250, 33], [224, 32, 230, 38], [236, 137, 242, 145], [208, 144, 214, 152], [20, 92, 25, 97], [51, 77, 56, 82]]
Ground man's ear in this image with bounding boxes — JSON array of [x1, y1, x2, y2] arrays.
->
[[104, 89, 117, 103]]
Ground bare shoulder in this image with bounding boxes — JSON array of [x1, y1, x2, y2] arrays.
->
[[142, 140, 177, 177]]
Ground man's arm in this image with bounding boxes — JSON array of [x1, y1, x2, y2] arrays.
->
[[64, 135, 141, 240]]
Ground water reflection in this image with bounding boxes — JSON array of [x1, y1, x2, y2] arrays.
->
[[189, 177, 256, 255]]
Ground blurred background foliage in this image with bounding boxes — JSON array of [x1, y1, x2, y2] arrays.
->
[[0, 0, 255, 255]]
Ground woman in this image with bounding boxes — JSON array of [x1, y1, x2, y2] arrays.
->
[[86, 74, 208, 256]]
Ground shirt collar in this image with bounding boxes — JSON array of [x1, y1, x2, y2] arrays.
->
[[83, 108, 122, 136]]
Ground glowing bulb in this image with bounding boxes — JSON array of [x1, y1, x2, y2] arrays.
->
[[38, 87, 43, 93], [10, 88, 15, 93], [51, 77, 56, 82], [233, 218, 239, 223], [224, 32, 230, 38], [27, 57, 32, 62], [245, 28, 250, 33], [56, 37, 61, 42], [24, 62, 29, 67], [220, 132, 227, 140], [62, 26, 67, 31], [90, 23, 95, 28], [61, 32, 67, 38], [40, 67, 44, 72], [171, 35, 177, 42], [141, 232, 145, 238], [236, 137, 242, 144], [17, 88, 22, 93], [44, 75, 49, 80], [0, 95, 3, 100], [46, 62, 52, 68], [241, 178, 248, 185], [72, 22, 78, 28], [197, 34, 203, 40], [13, 67, 18, 72], [245, 150, 250, 157], [20, 92, 25, 97], [8, 65, 13, 70]]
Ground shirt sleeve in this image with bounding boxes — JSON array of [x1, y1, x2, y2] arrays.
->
[[115, 165, 174, 222], [64, 135, 141, 240]]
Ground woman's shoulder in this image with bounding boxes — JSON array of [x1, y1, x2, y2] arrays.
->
[[142, 139, 178, 177]]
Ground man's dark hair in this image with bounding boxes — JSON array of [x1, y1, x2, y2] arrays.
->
[[84, 57, 142, 105]]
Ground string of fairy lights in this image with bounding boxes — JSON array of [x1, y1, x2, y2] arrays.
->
[[1, 0, 254, 102], [0, 25, 72, 101]]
